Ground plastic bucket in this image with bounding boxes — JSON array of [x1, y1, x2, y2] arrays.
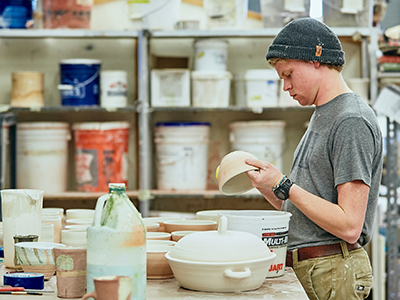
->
[[128, 0, 181, 30], [154, 122, 211, 191], [0, 0, 33, 29], [16, 122, 70, 193], [229, 121, 286, 171], [42, 0, 92, 29], [203, 0, 248, 29], [191, 71, 232, 108], [259, 0, 310, 28], [219, 210, 292, 277], [72, 122, 130, 192], [245, 69, 279, 108], [100, 70, 128, 108], [194, 39, 228, 71], [59, 59, 101, 106]]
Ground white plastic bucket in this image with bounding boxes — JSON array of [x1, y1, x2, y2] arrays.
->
[[191, 71, 232, 108], [203, 0, 248, 29], [194, 39, 228, 71], [151, 69, 190, 107], [100, 70, 128, 108], [128, 0, 181, 30], [229, 121, 286, 171], [154, 122, 211, 191], [219, 210, 292, 277], [245, 69, 279, 108], [16, 122, 70, 193]]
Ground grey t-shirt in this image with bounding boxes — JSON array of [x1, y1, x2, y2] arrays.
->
[[283, 93, 383, 250]]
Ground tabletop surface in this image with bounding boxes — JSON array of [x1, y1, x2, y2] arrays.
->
[[0, 264, 308, 299]]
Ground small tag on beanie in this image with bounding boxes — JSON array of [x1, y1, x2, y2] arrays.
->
[[315, 46, 322, 57]]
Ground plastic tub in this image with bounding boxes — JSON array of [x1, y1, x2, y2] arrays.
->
[[100, 70, 128, 108], [194, 39, 229, 71], [244, 69, 279, 108], [0, 0, 34, 29], [154, 122, 211, 191], [16, 122, 70, 193], [191, 70, 232, 108], [59, 59, 101, 106], [229, 120, 286, 171], [42, 0, 92, 29], [203, 0, 249, 29]]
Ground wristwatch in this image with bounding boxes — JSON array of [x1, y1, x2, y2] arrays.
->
[[272, 175, 294, 200]]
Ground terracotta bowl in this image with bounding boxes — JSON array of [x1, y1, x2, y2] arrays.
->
[[163, 220, 218, 233], [146, 232, 171, 241], [143, 217, 185, 232], [147, 245, 175, 279], [171, 231, 196, 242], [14, 242, 66, 280], [216, 150, 259, 195], [145, 222, 160, 232]]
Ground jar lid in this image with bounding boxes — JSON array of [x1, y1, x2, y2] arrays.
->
[[168, 216, 273, 262]]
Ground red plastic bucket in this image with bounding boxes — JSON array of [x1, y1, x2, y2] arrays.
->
[[72, 122, 130, 192]]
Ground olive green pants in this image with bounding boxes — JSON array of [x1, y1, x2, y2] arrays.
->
[[292, 243, 373, 300]]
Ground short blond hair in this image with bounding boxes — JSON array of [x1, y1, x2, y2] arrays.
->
[[267, 57, 343, 72]]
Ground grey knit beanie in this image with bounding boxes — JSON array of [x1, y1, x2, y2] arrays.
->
[[266, 18, 345, 66]]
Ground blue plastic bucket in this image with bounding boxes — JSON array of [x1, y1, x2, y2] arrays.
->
[[59, 59, 101, 106], [0, 0, 34, 29]]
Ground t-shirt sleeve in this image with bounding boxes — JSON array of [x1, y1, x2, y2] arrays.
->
[[331, 117, 376, 187]]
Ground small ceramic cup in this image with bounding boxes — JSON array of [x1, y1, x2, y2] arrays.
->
[[82, 275, 132, 300]]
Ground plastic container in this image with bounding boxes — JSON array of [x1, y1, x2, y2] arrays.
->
[[11, 72, 44, 107], [42, 0, 92, 29], [219, 210, 291, 277], [194, 39, 228, 71], [72, 122, 130, 193], [203, 0, 248, 29], [0, 0, 34, 29], [154, 122, 211, 191], [59, 59, 101, 106], [229, 120, 286, 171], [244, 69, 279, 108], [191, 71, 232, 108], [151, 69, 190, 107], [87, 183, 146, 300], [100, 70, 128, 108], [0, 189, 43, 268], [323, 0, 371, 27], [260, 0, 310, 28], [128, 0, 181, 30], [16, 122, 70, 193]]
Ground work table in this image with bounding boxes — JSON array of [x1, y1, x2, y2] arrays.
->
[[0, 264, 308, 299]]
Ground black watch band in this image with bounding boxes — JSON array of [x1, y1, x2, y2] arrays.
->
[[272, 175, 294, 200]]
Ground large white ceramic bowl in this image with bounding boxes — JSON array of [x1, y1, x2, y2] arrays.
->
[[216, 150, 259, 195], [14, 242, 66, 280], [165, 216, 276, 292]]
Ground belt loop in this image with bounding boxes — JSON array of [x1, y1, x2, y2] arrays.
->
[[292, 248, 299, 267], [340, 241, 349, 258]]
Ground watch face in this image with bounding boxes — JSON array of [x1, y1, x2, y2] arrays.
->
[[276, 190, 286, 200]]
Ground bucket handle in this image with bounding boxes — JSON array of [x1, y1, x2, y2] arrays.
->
[[93, 194, 109, 227], [223, 268, 251, 279]]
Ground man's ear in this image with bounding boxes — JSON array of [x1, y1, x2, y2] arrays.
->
[[313, 62, 321, 68]]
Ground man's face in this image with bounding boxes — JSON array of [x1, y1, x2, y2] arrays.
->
[[274, 59, 321, 106]]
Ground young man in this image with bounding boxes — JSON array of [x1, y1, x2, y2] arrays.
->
[[245, 18, 383, 300]]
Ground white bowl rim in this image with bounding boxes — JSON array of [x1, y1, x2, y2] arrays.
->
[[165, 252, 276, 265], [163, 220, 217, 225], [15, 242, 66, 249]]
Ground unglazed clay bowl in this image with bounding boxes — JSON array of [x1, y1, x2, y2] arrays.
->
[[216, 150, 259, 195], [66, 209, 95, 220], [146, 232, 171, 241], [143, 217, 185, 232], [171, 231, 196, 242], [147, 245, 175, 279], [145, 222, 160, 232], [163, 220, 218, 233], [14, 242, 66, 280]]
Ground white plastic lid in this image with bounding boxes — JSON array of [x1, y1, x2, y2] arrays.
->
[[191, 70, 232, 80], [17, 122, 69, 130], [60, 59, 101, 65], [244, 69, 279, 81], [72, 121, 130, 131], [101, 70, 127, 77], [194, 38, 228, 49]]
